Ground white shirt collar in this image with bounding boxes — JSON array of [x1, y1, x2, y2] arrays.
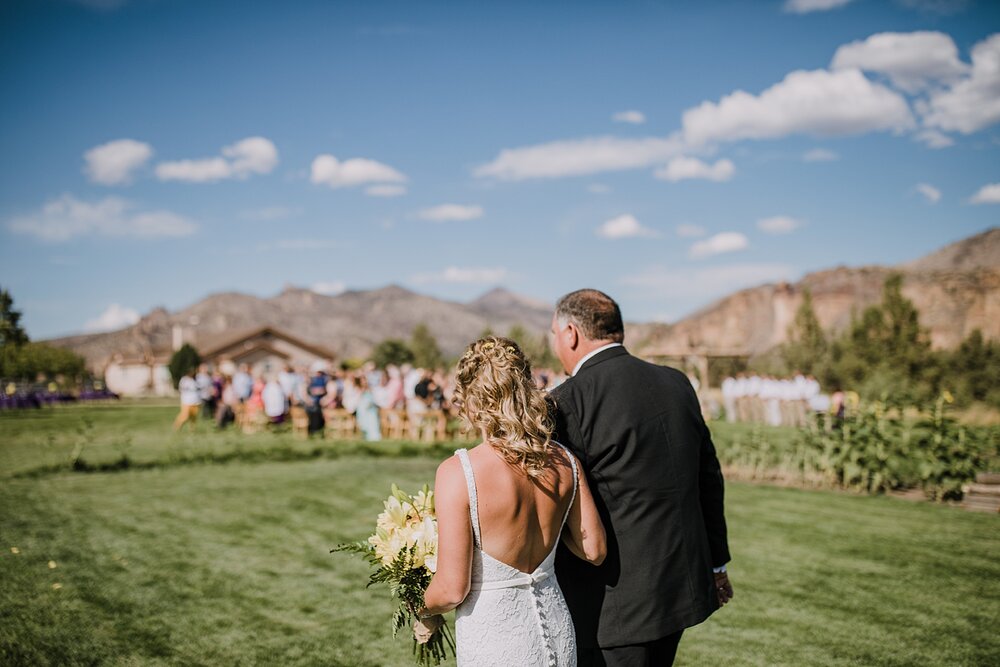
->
[[571, 342, 623, 376]]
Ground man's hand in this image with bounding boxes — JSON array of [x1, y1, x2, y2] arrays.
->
[[413, 614, 444, 644], [714, 571, 734, 606]]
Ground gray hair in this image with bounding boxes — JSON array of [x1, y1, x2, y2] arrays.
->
[[554, 289, 624, 343]]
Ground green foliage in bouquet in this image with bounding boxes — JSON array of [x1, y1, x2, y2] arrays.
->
[[333, 485, 455, 666]]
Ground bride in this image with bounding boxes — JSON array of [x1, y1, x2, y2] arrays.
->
[[416, 337, 606, 666]]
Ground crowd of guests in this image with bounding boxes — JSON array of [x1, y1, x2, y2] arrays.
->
[[174, 361, 568, 440], [720, 372, 837, 427], [173, 362, 847, 437]]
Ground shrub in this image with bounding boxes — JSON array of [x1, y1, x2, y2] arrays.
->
[[168, 344, 201, 389]]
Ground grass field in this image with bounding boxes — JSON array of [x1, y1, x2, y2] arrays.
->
[[2, 403, 998, 666]]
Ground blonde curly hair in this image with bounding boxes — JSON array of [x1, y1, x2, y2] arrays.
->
[[454, 336, 554, 478]]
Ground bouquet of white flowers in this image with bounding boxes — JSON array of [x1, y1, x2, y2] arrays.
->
[[334, 484, 454, 666]]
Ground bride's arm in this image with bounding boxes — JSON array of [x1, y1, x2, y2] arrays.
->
[[561, 456, 607, 566], [421, 456, 473, 615]]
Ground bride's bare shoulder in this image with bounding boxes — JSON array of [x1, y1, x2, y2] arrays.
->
[[434, 454, 467, 498]]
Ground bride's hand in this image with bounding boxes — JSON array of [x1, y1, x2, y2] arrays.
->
[[413, 614, 444, 644]]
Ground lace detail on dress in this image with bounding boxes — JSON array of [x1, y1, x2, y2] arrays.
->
[[452, 445, 578, 667]]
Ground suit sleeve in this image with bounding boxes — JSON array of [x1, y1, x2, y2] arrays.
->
[[551, 390, 588, 467], [695, 396, 731, 567]]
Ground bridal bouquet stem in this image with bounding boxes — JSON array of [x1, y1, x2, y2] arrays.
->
[[334, 484, 455, 666]]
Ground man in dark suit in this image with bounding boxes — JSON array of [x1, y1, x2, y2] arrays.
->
[[550, 289, 732, 667]]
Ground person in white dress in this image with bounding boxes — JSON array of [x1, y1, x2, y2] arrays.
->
[[417, 336, 606, 666]]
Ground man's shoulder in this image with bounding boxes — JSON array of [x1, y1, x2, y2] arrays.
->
[[550, 377, 577, 407]]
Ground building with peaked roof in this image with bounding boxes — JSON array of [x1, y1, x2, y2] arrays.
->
[[198, 326, 336, 376], [103, 326, 336, 396]]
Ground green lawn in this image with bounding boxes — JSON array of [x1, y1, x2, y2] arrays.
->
[[1, 404, 998, 666]]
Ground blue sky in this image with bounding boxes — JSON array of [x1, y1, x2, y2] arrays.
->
[[1, 0, 998, 338]]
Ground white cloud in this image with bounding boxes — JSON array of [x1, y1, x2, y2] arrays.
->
[[365, 184, 407, 197], [240, 206, 301, 221], [474, 135, 685, 181], [411, 267, 507, 284], [83, 303, 140, 333], [311, 281, 347, 295], [831, 31, 969, 92], [689, 232, 749, 258], [757, 216, 804, 234], [156, 157, 231, 182], [621, 263, 795, 299], [915, 183, 942, 203], [417, 204, 484, 222], [970, 182, 1000, 204], [676, 223, 707, 238], [310, 154, 407, 189], [7, 194, 197, 242], [596, 214, 659, 240], [784, 0, 853, 13], [588, 183, 612, 194], [83, 139, 153, 185], [914, 129, 955, 148], [681, 68, 914, 146], [803, 148, 839, 162], [920, 34, 1000, 135], [222, 137, 279, 176], [654, 156, 735, 182], [612, 110, 646, 124], [156, 136, 279, 183]]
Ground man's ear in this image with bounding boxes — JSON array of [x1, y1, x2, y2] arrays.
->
[[567, 323, 581, 351]]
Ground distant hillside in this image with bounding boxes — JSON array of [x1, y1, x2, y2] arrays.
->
[[49, 286, 554, 373], [49, 228, 1000, 372], [635, 227, 1000, 359], [903, 227, 1000, 272]]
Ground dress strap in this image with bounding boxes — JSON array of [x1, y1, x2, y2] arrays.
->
[[454, 449, 482, 548], [556, 443, 578, 529]]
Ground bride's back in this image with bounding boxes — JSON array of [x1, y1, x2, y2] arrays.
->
[[466, 442, 576, 573]]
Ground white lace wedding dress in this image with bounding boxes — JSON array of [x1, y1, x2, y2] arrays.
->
[[453, 446, 578, 667]]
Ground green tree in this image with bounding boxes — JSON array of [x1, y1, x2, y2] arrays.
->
[[0, 342, 86, 381], [371, 339, 414, 369], [826, 274, 933, 400], [942, 329, 1000, 407], [782, 288, 827, 376], [409, 323, 444, 369], [168, 343, 201, 389], [0, 286, 29, 348]]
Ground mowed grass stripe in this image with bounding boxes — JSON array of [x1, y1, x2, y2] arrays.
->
[[2, 457, 998, 666]]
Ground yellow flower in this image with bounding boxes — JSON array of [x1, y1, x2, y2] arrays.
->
[[10, 547, 19, 554], [380, 496, 411, 530], [51, 583, 62, 590], [413, 489, 435, 515], [48, 560, 57, 569], [942, 390, 954, 404], [409, 516, 439, 570]]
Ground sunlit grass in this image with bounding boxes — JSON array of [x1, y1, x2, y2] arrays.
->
[[1, 404, 997, 665]]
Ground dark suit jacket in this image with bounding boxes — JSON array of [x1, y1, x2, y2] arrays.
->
[[553, 345, 730, 648]]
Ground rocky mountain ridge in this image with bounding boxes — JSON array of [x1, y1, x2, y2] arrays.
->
[[50, 286, 555, 372], [635, 227, 1000, 359], [49, 227, 999, 372]]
